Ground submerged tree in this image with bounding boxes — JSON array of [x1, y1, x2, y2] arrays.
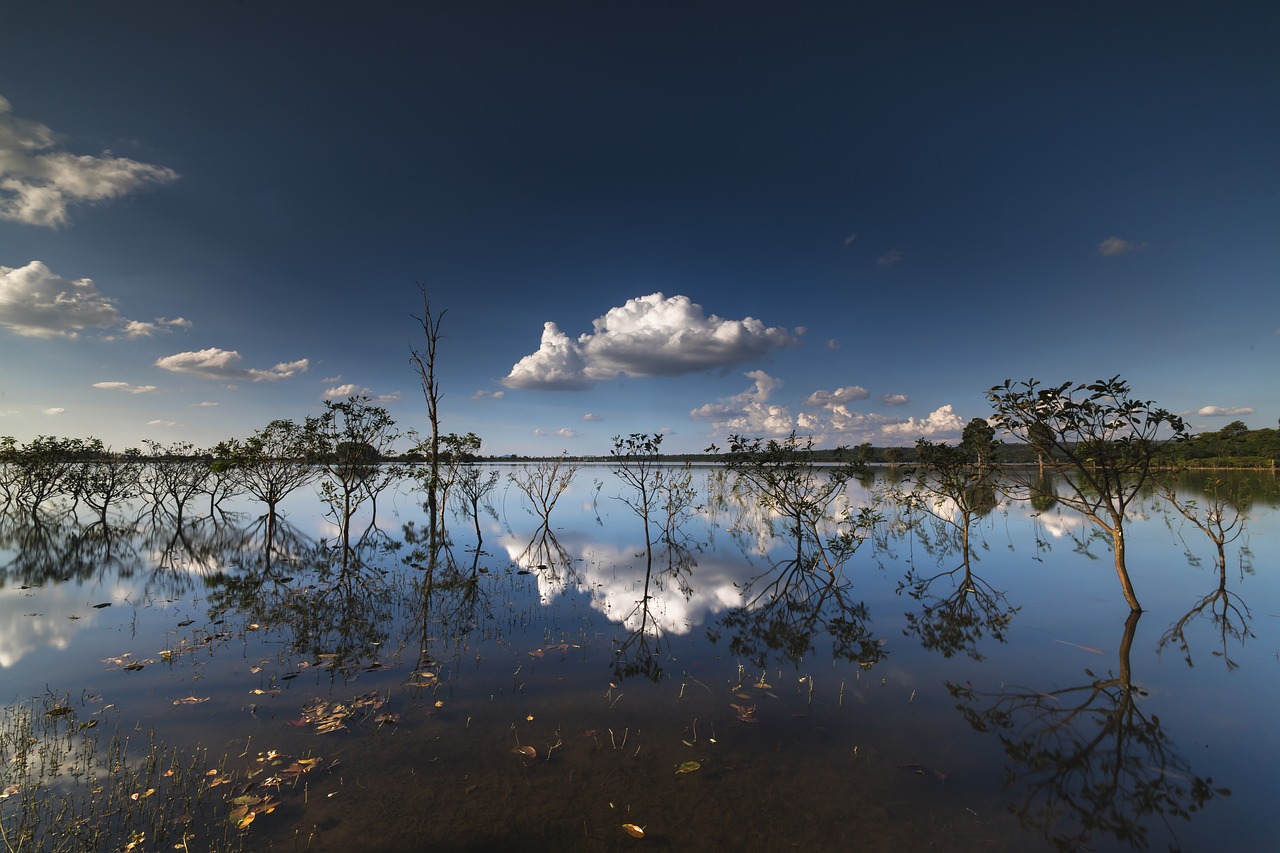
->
[[316, 396, 400, 567], [988, 376, 1186, 612], [711, 432, 875, 578], [508, 454, 581, 526], [608, 434, 698, 658], [410, 284, 446, 541]]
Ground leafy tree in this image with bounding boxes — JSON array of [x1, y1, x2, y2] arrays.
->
[[5, 436, 91, 521], [883, 446, 903, 466], [74, 441, 143, 525], [220, 418, 323, 562], [140, 440, 211, 524], [711, 432, 877, 578], [316, 397, 401, 567], [988, 376, 1186, 611], [1219, 420, 1249, 438]]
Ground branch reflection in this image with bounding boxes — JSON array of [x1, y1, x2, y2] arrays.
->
[[949, 612, 1229, 850]]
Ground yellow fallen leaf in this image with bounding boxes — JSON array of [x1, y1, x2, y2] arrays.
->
[[622, 823, 644, 838]]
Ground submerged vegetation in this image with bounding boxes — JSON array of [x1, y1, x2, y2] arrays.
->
[[0, 371, 1273, 850]]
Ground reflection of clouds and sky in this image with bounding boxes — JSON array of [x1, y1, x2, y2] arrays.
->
[[500, 527, 748, 636], [0, 579, 134, 668]]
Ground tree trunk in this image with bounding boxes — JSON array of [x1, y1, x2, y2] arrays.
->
[[1112, 529, 1141, 612]]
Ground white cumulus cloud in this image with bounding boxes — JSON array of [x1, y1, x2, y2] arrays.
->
[[324, 383, 370, 399], [503, 293, 795, 390], [93, 381, 156, 394], [0, 95, 178, 227], [0, 260, 121, 338], [1195, 405, 1255, 417], [155, 348, 309, 382], [879, 404, 965, 440], [690, 370, 796, 438]]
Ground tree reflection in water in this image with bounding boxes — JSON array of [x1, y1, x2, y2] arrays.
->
[[950, 612, 1229, 851]]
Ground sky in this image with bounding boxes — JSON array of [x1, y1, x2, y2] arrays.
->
[[1, 1, 1276, 456]]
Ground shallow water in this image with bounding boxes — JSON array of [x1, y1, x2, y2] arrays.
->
[[1, 466, 1276, 851]]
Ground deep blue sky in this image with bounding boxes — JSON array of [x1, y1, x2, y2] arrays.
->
[[1, 1, 1276, 455]]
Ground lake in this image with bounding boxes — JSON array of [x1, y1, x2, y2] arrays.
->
[[1, 465, 1276, 851]]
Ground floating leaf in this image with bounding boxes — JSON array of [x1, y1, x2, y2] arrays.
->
[[177, 620, 195, 627], [45, 706, 74, 717], [513, 746, 536, 758], [92, 602, 111, 609], [622, 824, 645, 838], [526, 713, 534, 721], [675, 761, 701, 775], [1, 784, 20, 798]]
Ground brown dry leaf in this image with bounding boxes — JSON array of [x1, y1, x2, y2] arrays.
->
[[513, 746, 536, 758], [622, 823, 645, 838]]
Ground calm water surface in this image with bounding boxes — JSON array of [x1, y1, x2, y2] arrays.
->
[[1, 466, 1276, 851]]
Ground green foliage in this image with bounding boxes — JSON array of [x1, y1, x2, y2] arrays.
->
[[710, 432, 877, 577], [988, 376, 1187, 611]]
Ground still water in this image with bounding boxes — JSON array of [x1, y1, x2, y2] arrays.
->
[[1, 466, 1276, 851]]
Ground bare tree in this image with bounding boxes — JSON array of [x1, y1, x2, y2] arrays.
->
[[410, 283, 446, 539]]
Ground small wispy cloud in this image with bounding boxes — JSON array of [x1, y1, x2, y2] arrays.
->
[[826, 339, 841, 350], [803, 386, 869, 407], [121, 317, 191, 339], [156, 348, 309, 382], [193, 401, 219, 407], [147, 419, 176, 427], [93, 381, 156, 394], [582, 412, 604, 422], [557, 428, 578, 438], [877, 249, 903, 268], [842, 233, 858, 246], [881, 393, 910, 406], [1097, 236, 1146, 257], [43, 407, 65, 415], [471, 389, 505, 400]]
